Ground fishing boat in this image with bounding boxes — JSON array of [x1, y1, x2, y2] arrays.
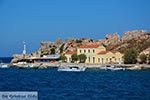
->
[[58, 65, 86, 72], [105, 65, 125, 71]]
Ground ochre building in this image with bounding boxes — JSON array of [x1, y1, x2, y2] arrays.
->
[[66, 44, 123, 64]]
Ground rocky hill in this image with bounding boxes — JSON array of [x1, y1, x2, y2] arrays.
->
[[105, 30, 150, 53], [12, 30, 150, 63], [32, 30, 149, 56]]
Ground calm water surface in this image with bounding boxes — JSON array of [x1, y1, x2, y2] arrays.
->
[[0, 68, 150, 100]]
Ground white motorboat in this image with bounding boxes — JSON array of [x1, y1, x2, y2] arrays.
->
[[18, 64, 39, 69], [58, 65, 86, 72], [0, 64, 9, 68], [105, 65, 125, 71]]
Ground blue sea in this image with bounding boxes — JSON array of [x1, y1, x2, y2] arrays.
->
[[0, 57, 12, 63], [0, 57, 150, 100]]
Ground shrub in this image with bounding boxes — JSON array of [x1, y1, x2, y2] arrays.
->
[[71, 54, 78, 63], [60, 55, 67, 62], [124, 48, 138, 64], [78, 54, 87, 63], [139, 54, 147, 64], [50, 48, 55, 54], [40, 50, 49, 57], [76, 40, 82, 43]]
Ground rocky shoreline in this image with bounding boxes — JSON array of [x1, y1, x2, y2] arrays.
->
[[10, 62, 150, 70]]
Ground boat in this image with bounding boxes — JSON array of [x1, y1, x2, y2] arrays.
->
[[105, 65, 125, 71], [0, 59, 9, 68], [17, 63, 39, 69], [58, 65, 86, 72], [0, 63, 9, 68]]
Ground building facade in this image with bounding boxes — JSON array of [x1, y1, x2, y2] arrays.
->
[[66, 44, 123, 64], [65, 51, 77, 63]]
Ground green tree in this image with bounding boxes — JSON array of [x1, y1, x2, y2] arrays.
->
[[71, 54, 78, 63], [40, 50, 49, 57], [139, 54, 147, 64], [75, 39, 82, 43], [78, 54, 87, 63], [50, 48, 55, 54], [124, 48, 138, 64], [60, 55, 67, 62]]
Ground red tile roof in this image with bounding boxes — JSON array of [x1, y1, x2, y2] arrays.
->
[[98, 51, 108, 54], [66, 51, 77, 55], [98, 51, 118, 54], [78, 44, 101, 48]]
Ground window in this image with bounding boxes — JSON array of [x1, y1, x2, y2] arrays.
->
[[93, 57, 95, 63], [102, 58, 104, 64], [106, 58, 108, 63], [110, 58, 112, 63], [84, 50, 86, 53], [80, 50, 82, 53], [118, 58, 120, 63], [93, 49, 95, 53], [88, 49, 90, 53], [88, 57, 90, 63], [98, 58, 100, 63]]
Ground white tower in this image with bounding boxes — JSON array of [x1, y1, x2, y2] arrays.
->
[[23, 41, 26, 55]]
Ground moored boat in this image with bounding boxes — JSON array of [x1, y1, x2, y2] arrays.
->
[[17, 63, 39, 69], [105, 65, 125, 71], [58, 65, 86, 72], [0, 63, 9, 68]]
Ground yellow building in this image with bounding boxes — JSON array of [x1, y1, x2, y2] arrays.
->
[[65, 51, 77, 63], [65, 44, 123, 64], [77, 44, 123, 64]]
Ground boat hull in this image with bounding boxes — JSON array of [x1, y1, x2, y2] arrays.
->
[[58, 66, 86, 72]]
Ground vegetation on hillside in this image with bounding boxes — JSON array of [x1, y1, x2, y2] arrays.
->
[[124, 48, 138, 64], [107, 38, 150, 53], [139, 54, 147, 64], [40, 50, 49, 57], [60, 55, 67, 62], [50, 48, 55, 54]]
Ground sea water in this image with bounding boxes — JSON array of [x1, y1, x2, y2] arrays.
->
[[0, 57, 12, 63], [0, 67, 150, 100]]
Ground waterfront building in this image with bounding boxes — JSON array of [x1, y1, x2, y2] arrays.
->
[[65, 51, 77, 63], [66, 44, 123, 64], [28, 54, 60, 63]]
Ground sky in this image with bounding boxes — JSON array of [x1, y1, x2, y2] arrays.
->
[[0, 0, 150, 57]]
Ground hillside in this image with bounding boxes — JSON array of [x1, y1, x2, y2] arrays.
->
[[105, 30, 150, 53], [36, 30, 150, 56], [11, 30, 150, 63]]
